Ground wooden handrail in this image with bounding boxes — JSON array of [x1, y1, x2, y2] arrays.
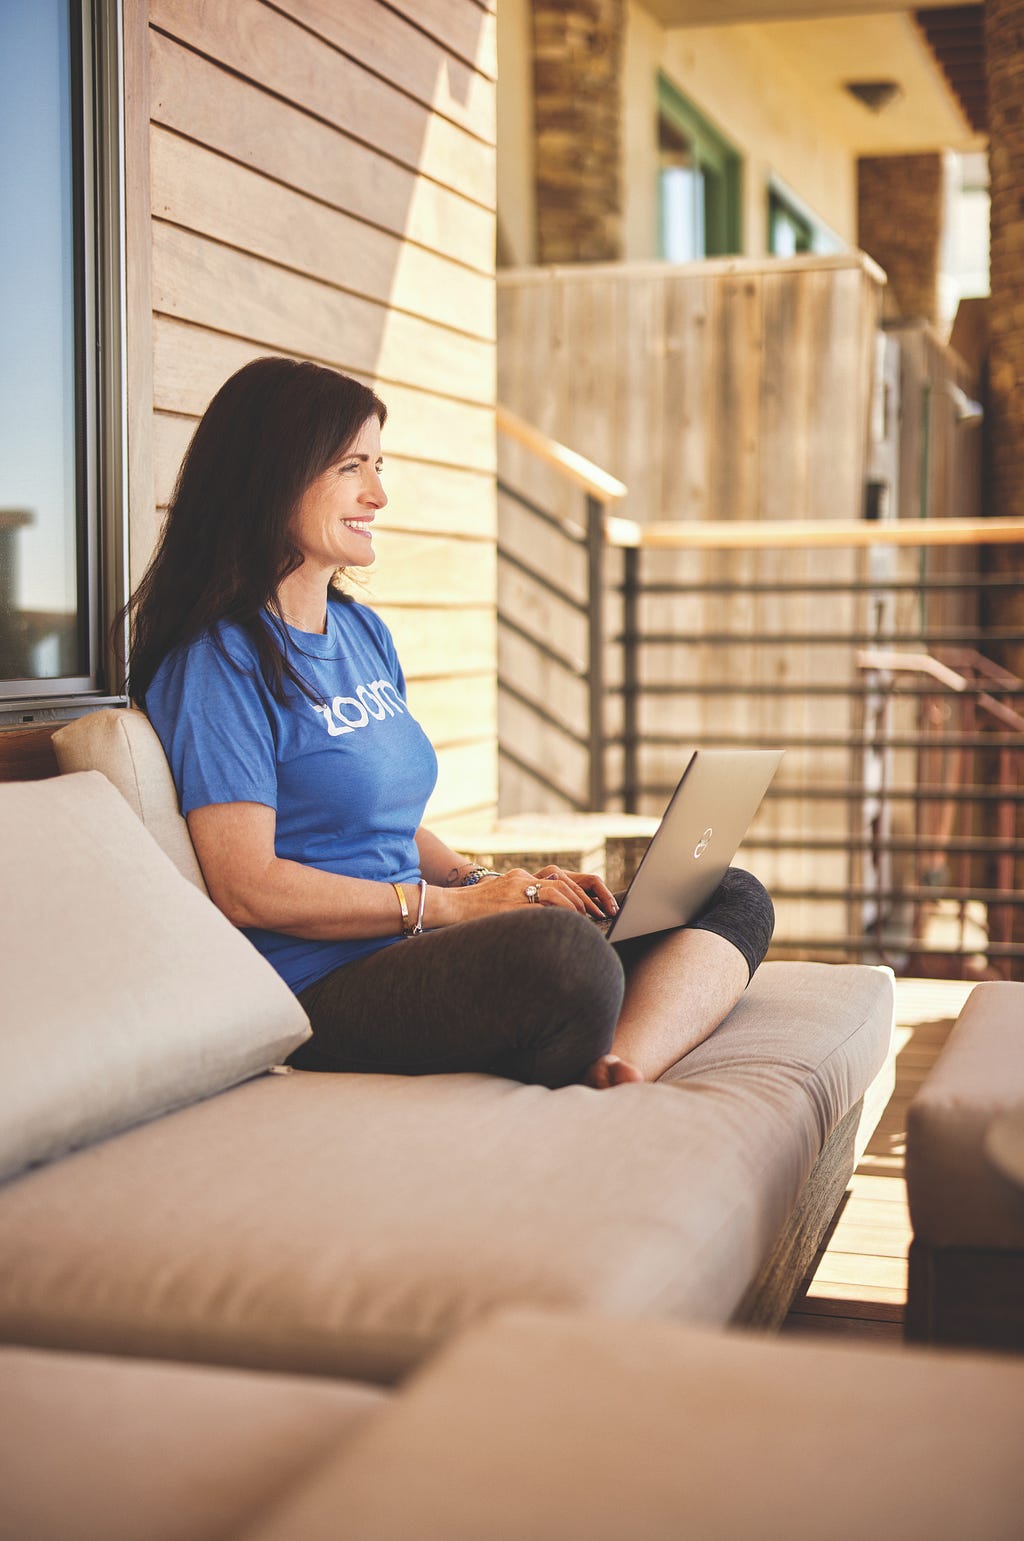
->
[[605, 514, 1024, 550], [858, 649, 1024, 733], [496, 405, 627, 503]]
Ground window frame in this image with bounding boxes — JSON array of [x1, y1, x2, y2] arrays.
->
[[657, 74, 742, 261], [0, 0, 128, 723], [766, 174, 844, 259]]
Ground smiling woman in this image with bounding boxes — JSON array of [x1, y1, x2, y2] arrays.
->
[[126, 355, 773, 1092]]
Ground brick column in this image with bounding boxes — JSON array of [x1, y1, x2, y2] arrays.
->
[[984, 0, 1024, 976], [857, 154, 944, 323], [532, 1, 624, 263], [986, 0, 1024, 536]]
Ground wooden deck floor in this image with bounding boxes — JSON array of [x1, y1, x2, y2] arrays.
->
[[782, 977, 976, 1346]]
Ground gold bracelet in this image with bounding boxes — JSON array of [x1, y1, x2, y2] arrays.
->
[[392, 881, 412, 937]]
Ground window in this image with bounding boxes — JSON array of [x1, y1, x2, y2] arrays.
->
[[0, 0, 125, 719], [767, 178, 843, 259], [658, 76, 741, 262]]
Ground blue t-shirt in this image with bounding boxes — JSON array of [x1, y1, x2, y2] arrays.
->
[[145, 600, 438, 993]]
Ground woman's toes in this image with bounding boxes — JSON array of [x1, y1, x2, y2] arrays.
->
[[584, 1053, 644, 1088]]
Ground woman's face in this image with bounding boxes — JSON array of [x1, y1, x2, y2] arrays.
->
[[289, 416, 386, 573]]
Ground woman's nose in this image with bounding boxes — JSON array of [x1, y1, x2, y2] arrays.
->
[[363, 471, 387, 508]]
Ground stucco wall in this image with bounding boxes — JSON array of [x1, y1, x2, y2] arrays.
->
[[623, 2, 855, 259]]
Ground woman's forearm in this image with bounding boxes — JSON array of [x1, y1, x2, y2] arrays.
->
[[187, 805, 561, 942], [414, 825, 478, 887]]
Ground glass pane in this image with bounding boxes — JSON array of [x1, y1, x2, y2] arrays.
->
[[660, 165, 705, 263], [0, 0, 82, 683]]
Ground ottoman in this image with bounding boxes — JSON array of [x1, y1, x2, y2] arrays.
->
[[905, 981, 1024, 1351], [237, 1309, 1024, 1541]]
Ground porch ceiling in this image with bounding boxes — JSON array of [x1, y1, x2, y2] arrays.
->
[[654, 9, 983, 153], [643, 0, 969, 21]]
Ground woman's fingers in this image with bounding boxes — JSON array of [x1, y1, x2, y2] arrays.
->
[[462, 867, 609, 918], [537, 867, 618, 918]]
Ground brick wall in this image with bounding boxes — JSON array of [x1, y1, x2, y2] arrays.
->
[[532, 0, 624, 263], [857, 153, 944, 325]]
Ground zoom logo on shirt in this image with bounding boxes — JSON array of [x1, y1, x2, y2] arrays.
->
[[313, 679, 407, 737]]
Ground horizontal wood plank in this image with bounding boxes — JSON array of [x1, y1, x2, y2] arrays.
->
[[406, 673, 496, 747], [803, 1278, 908, 1308], [150, 0, 495, 207], [362, 530, 495, 608], [151, 319, 496, 480], [151, 223, 494, 405], [782, 1313, 902, 1342], [811, 1253, 909, 1291], [151, 129, 495, 342], [277, 0, 496, 134], [149, 31, 495, 272], [797, 1289, 903, 1323], [384, 0, 498, 78], [427, 739, 497, 821], [375, 606, 495, 678]]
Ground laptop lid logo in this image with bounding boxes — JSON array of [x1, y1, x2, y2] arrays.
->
[[694, 828, 713, 859]]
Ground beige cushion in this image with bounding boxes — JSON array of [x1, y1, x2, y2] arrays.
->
[[0, 1345, 386, 1541], [241, 1310, 1024, 1541], [662, 960, 894, 1160], [0, 962, 892, 1382], [52, 708, 207, 891], [0, 772, 310, 1181], [907, 982, 1024, 1248]]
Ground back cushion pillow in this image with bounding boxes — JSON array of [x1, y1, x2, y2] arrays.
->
[[52, 708, 208, 892], [0, 772, 311, 1181]]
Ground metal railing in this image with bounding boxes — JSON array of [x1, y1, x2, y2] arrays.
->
[[496, 408, 1024, 979]]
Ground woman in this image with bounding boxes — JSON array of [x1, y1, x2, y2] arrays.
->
[[131, 356, 773, 1089]]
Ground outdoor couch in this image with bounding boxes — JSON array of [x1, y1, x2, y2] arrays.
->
[[5, 1311, 1024, 1540], [0, 709, 897, 1387]]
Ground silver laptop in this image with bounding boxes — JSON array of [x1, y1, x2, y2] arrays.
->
[[600, 748, 783, 944]]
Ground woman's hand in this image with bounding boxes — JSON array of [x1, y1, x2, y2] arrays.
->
[[439, 865, 618, 923], [529, 864, 619, 919]]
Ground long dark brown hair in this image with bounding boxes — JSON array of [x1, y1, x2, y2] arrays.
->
[[123, 356, 386, 705]]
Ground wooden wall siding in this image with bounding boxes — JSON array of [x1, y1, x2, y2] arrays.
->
[[497, 257, 884, 953], [137, 0, 498, 833]]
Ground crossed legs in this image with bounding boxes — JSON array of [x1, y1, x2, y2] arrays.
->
[[587, 867, 775, 1086]]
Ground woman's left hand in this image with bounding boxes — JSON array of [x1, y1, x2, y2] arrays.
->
[[531, 865, 619, 920]]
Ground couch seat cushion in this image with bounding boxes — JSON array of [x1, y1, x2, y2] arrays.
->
[[240, 1310, 1024, 1541], [0, 772, 310, 1181], [0, 962, 892, 1383], [0, 1345, 386, 1541], [907, 981, 1024, 1249]]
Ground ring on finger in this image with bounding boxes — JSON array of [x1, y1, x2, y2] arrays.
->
[[524, 884, 540, 904]]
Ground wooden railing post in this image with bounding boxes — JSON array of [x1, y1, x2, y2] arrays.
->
[[586, 492, 606, 811], [622, 545, 640, 813]]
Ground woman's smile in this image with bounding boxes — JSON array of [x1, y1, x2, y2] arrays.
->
[[288, 415, 387, 574]]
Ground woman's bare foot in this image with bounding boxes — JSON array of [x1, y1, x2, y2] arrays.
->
[[583, 1052, 644, 1089]]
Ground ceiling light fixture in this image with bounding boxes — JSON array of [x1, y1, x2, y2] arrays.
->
[[843, 80, 904, 113]]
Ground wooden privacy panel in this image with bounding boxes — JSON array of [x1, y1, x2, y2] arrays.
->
[[135, 0, 499, 831], [498, 255, 880, 528], [497, 256, 885, 955]]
